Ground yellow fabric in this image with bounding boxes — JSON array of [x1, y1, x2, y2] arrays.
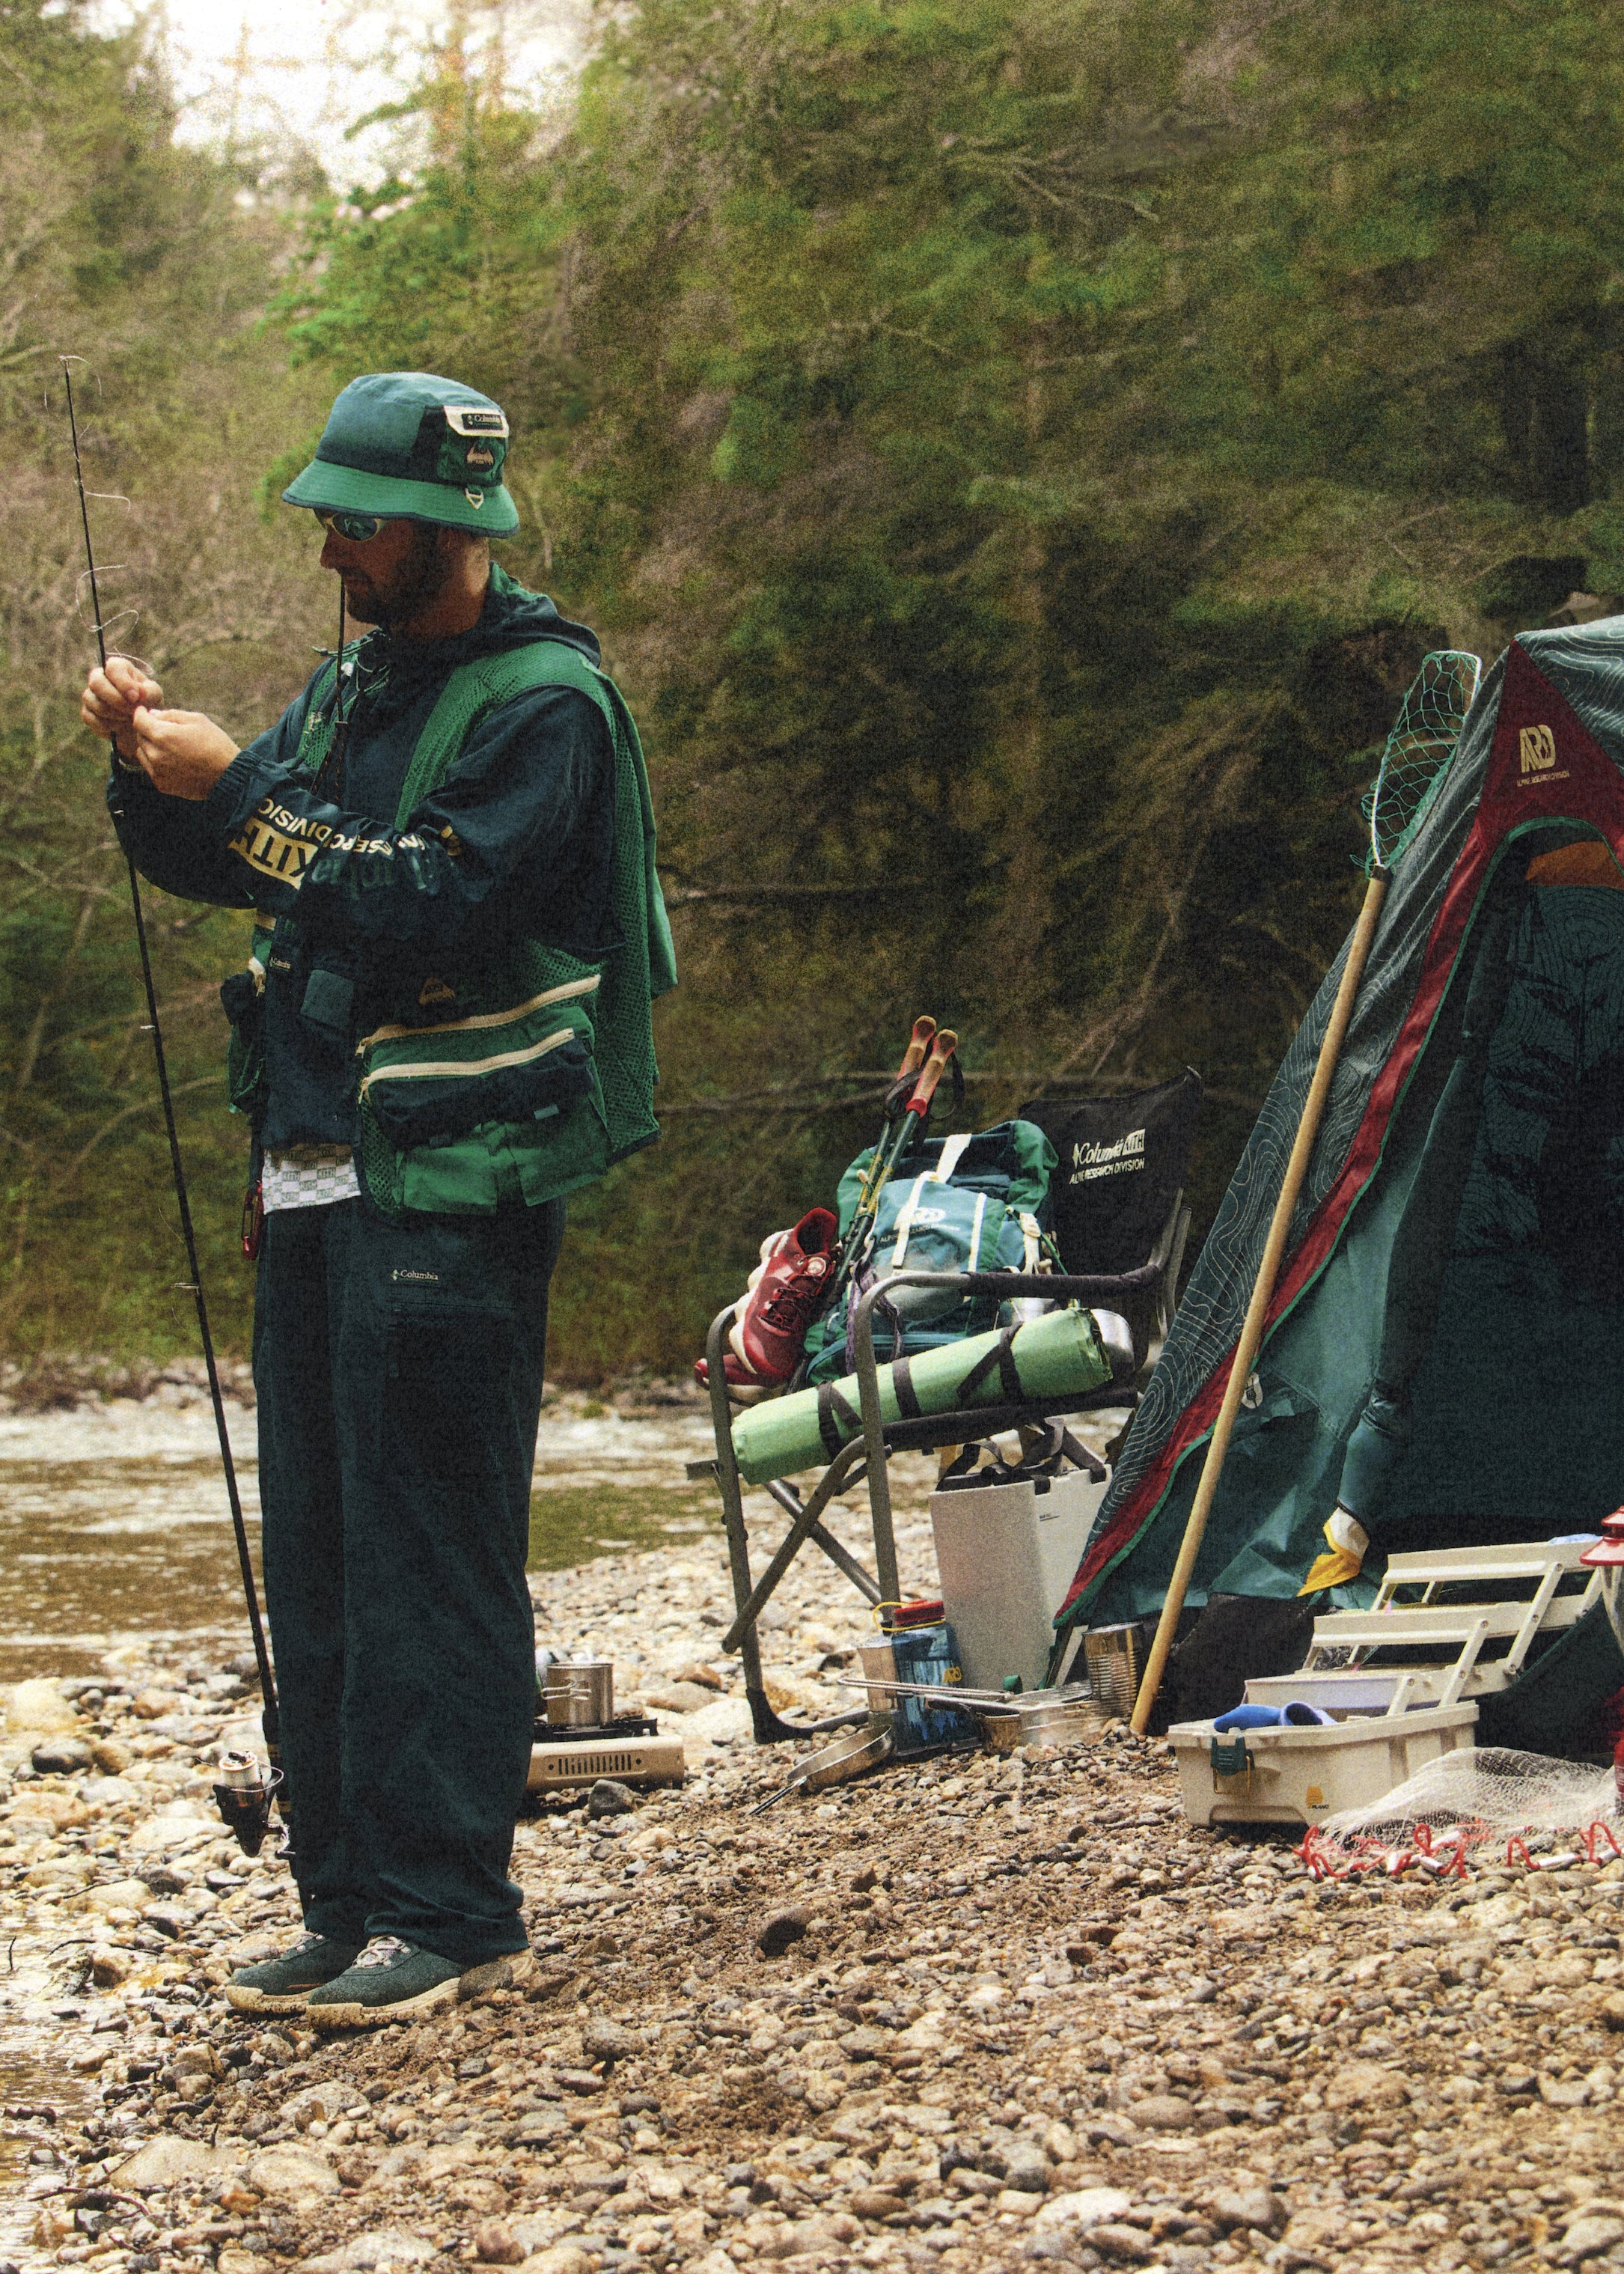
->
[[1298, 1520, 1365, 1596]]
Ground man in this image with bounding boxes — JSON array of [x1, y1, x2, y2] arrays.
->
[[83, 371, 676, 2027]]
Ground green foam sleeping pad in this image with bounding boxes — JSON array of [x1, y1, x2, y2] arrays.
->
[[730, 1305, 1111, 1487]]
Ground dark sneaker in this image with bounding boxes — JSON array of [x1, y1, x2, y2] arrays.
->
[[307, 1934, 535, 2029], [225, 1932, 362, 2014]]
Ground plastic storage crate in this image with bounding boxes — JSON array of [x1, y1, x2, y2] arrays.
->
[[1167, 1702, 1477, 1827]]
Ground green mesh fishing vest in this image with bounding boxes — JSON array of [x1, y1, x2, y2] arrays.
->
[[287, 625, 677, 1216]]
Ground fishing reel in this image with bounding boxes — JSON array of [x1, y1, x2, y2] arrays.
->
[[213, 1750, 284, 1858]]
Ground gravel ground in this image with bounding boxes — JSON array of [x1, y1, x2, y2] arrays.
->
[[6, 1481, 1624, 2274]]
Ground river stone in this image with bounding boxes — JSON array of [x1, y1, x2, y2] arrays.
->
[[1325, 2058, 1409, 2111], [91, 1738, 133, 1775], [112, 2135, 240, 2190], [67, 1875, 150, 1914], [1559, 2213, 1624, 2264], [248, 2144, 341, 2199], [1130, 2094, 1195, 2131], [282, 2081, 363, 2130], [304, 2233, 436, 2271], [644, 1682, 717, 1714], [80, 1774, 139, 1807], [31, 1736, 91, 1774], [1206, 2186, 1280, 2233], [758, 1906, 813, 1958], [581, 2018, 641, 2064], [7, 1679, 78, 1734], [1004, 2150, 1052, 2193], [684, 1696, 753, 1743], [1035, 2188, 1132, 2231], [1087, 2223, 1154, 2262]]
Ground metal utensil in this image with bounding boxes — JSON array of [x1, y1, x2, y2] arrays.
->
[[751, 1723, 894, 1814], [834, 1674, 1091, 1716]]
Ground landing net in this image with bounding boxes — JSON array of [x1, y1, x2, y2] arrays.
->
[[1365, 648, 1483, 874], [1298, 1746, 1623, 1880]]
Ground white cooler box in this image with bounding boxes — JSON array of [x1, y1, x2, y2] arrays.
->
[[931, 1465, 1108, 1693], [1167, 1702, 1477, 1827]]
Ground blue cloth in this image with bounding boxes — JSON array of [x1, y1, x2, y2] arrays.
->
[[1212, 1700, 1334, 1730]]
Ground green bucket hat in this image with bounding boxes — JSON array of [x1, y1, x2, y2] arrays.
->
[[282, 371, 519, 536]]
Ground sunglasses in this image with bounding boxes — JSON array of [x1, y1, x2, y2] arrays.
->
[[314, 508, 391, 543]]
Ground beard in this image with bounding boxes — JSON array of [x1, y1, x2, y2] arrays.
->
[[344, 528, 445, 629]]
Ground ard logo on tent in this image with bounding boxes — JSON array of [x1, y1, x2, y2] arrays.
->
[[1519, 725, 1558, 774]]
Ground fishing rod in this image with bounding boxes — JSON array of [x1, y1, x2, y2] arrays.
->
[[61, 359, 283, 1856]]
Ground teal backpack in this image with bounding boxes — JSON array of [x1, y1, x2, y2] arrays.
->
[[802, 1119, 1058, 1384]]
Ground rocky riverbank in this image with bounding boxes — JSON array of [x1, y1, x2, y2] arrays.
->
[[6, 1502, 1624, 2274]]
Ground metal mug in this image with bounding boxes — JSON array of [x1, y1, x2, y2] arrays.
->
[[545, 1659, 614, 1728]]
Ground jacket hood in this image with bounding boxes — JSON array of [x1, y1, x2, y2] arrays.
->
[[370, 561, 601, 693], [474, 563, 601, 663]]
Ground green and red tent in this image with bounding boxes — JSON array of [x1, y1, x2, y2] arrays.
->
[[1060, 621, 1624, 1656]]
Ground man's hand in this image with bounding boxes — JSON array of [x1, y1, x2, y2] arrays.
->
[[129, 708, 241, 802], [82, 655, 164, 763]]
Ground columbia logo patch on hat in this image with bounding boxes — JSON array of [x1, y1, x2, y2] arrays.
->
[[280, 372, 519, 537]]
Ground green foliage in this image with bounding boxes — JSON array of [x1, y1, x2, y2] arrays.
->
[[13, 0, 1624, 1377], [0, 0, 331, 1365]]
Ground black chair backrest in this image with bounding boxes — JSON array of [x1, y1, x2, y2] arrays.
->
[[1019, 1067, 1203, 1277]]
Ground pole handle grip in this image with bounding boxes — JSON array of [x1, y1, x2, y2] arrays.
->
[[906, 1028, 957, 1116], [898, 1016, 937, 1081]]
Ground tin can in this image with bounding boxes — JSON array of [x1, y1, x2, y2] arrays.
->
[[885, 1616, 977, 1754], [858, 1637, 899, 1713], [1083, 1624, 1144, 1720]]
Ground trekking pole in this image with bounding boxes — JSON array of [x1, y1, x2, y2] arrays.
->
[[828, 1027, 959, 1318], [61, 361, 283, 1847], [1129, 652, 1483, 1736], [815, 1016, 936, 1326]]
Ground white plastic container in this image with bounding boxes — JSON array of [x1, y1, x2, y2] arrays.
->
[[1167, 1702, 1477, 1828], [930, 1466, 1108, 1693]]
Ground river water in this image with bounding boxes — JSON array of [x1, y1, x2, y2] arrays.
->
[[0, 1392, 720, 1686]]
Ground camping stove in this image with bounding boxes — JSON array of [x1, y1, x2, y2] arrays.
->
[[1581, 1510, 1624, 1650], [527, 1713, 684, 1793]]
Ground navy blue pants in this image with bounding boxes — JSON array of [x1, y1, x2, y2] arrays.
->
[[253, 1197, 564, 1966]]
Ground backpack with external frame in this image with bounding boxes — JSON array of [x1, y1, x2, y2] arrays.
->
[[801, 1118, 1059, 1385]]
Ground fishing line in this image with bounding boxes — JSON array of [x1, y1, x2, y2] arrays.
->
[[59, 358, 282, 1799]]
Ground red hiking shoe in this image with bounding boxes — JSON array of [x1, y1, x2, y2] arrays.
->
[[728, 1207, 840, 1383]]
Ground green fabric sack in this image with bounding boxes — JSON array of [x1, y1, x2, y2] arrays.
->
[[730, 1305, 1109, 1487]]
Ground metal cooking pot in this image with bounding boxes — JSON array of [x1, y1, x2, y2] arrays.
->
[[545, 1659, 614, 1728]]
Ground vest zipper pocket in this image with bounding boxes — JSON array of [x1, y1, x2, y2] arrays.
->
[[355, 990, 599, 1153]]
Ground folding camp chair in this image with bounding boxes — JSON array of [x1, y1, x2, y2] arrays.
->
[[694, 1068, 1203, 1742]]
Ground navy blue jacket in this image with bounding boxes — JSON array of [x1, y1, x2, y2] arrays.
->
[[108, 569, 614, 1150]]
